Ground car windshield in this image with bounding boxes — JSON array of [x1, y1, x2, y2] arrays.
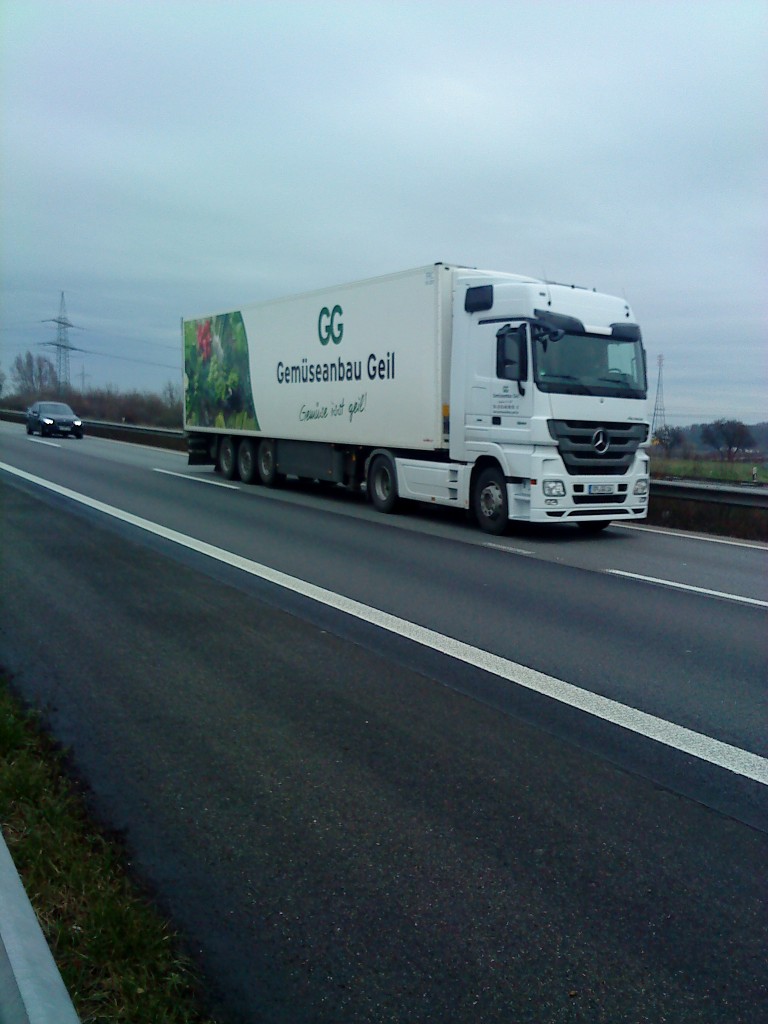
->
[[40, 403, 75, 415], [533, 333, 647, 398]]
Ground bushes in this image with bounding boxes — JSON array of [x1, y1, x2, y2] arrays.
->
[[4, 383, 182, 429]]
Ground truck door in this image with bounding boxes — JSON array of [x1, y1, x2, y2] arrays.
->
[[465, 322, 532, 443]]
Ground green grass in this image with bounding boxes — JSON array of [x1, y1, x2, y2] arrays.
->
[[650, 456, 767, 484], [0, 676, 219, 1024]]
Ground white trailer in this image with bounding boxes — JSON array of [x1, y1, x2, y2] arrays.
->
[[183, 263, 650, 533]]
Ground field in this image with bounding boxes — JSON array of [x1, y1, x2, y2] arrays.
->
[[650, 455, 766, 485]]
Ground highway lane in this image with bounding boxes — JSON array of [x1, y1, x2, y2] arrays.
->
[[2, 426, 766, 759], [3, 422, 765, 599], [1, 474, 767, 1024]]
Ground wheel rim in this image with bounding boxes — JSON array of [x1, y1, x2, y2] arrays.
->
[[375, 467, 391, 503], [260, 449, 273, 477], [479, 481, 503, 519]]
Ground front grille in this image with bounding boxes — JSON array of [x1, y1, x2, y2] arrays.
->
[[548, 420, 647, 476], [572, 494, 627, 504]]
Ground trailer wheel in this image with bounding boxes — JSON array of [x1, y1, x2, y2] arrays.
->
[[219, 436, 238, 480], [257, 439, 283, 487], [473, 466, 508, 535], [237, 439, 257, 484], [368, 454, 399, 514]]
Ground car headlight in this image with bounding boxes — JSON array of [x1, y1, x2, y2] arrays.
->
[[633, 479, 649, 495], [42, 418, 54, 425], [543, 480, 566, 497], [74, 419, 82, 427]]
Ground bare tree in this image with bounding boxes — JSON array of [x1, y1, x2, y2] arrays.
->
[[11, 352, 59, 394], [700, 419, 755, 461], [653, 425, 684, 454]]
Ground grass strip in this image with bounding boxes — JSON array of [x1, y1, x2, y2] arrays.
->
[[0, 675, 219, 1023], [649, 455, 767, 484]]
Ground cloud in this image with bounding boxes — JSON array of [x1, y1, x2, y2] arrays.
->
[[1, 0, 765, 419]]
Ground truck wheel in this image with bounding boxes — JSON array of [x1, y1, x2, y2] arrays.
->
[[257, 439, 283, 487], [368, 454, 399, 514], [219, 436, 238, 480], [237, 439, 257, 484], [473, 466, 509, 535]]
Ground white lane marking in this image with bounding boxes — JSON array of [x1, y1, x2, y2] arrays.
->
[[617, 522, 768, 551], [483, 543, 534, 556], [3, 460, 767, 787], [607, 569, 768, 609], [27, 438, 61, 448], [153, 468, 240, 490]]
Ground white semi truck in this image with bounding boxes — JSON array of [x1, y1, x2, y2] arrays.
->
[[183, 263, 650, 533]]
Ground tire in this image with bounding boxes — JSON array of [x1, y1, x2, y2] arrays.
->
[[472, 466, 509, 535], [237, 438, 257, 484], [368, 454, 399, 514], [257, 439, 283, 487], [578, 520, 610, 533], [218, 436, 238, 480]]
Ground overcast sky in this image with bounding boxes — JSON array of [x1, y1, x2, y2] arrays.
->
[[1, 0, 765, 425]]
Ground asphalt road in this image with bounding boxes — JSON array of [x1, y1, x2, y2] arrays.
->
[[1, 425, 766, 1023]]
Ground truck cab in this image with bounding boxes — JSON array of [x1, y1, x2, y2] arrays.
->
[[449, 275, 650, 531]]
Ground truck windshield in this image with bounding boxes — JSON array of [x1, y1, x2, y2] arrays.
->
[[533, 333, 647, 398]]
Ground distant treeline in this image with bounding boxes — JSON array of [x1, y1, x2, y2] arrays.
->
[[0, 351, 182, 428], [654, 420, 766, 460]]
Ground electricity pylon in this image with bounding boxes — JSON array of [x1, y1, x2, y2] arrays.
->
[[651, 354, 666, 438], [42, 292, 84, 391]]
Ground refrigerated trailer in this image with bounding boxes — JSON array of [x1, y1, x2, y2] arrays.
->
[[183, 263, 651, 533]]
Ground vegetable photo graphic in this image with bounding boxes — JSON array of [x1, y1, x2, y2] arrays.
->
[[184, 311, 258, 429]]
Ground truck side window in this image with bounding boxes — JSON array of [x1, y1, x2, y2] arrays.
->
[[496, 324, 527, 381]]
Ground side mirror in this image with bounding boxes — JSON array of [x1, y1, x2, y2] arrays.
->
[[496, 324, 528, 393]]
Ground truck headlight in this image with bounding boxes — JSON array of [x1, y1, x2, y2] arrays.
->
[[543, 480, 566, 497], [633, 479, 649, 495]]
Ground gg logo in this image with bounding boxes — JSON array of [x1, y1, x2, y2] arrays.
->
[[318, 304, 344, 345]]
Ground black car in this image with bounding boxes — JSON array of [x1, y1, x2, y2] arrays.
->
[[26, 401, 84, 439]]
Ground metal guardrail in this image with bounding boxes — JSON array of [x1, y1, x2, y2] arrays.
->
[[0, 409, 186, 450], [0, 833, 80, 1024], [651, 478, 768, 510]]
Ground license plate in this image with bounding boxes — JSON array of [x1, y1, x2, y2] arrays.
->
[[589, 484, 615, 495]]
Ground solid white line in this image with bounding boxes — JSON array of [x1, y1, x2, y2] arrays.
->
[[27, 438, 61, 448], [483, 543, 534, 556], [153, 468, 240, 490], [3, 460, 767, 787], [607, 569, 768, 609], [617, 522, 768, 550]]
